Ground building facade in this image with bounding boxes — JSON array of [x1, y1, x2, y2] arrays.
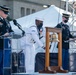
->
[[0, 0, 65, 19]]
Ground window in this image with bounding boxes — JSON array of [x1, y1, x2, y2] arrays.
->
[[21, 7, 25, 17], [26, 8, 30, 15], [32, 9, 36, 13]]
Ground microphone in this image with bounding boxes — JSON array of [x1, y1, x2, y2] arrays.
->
[[13, 19, 21, 28], [13, 19, 25, 36], [13, 19, 17, 25]]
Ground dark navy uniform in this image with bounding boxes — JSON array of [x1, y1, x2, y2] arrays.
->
[[56, 22, 74, 49], [0, 17, 13, 49]]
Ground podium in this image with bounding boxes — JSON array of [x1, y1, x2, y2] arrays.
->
[[3, 37, 12, 75], [39, 27, 68, 73], [0, 34, 25, 75]]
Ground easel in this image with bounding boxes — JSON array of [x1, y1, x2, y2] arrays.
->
[[39, 27, 68, 73]]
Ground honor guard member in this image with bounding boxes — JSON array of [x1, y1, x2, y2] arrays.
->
[[56, 13, 74, 70], [21, 18, 45, 73], [0, 5, 13, 75]]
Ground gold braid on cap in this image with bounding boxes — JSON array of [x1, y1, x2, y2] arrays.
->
[[2, 8, 9, 11], [63, 15, 69, 17]]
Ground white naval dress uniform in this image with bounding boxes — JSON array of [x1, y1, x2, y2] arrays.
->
[[20, 25, 44, 73]]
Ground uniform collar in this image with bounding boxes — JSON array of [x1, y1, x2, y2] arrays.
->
[[0, 16, 3, 20], [61, 22, 67, 25]]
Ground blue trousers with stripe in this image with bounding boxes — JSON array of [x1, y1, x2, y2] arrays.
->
[[62, 49, 69, 70]]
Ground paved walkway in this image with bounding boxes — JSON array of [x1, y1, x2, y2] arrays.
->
[[12, 72, 76, 75]]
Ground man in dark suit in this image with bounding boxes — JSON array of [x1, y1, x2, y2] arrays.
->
[[0, 5, 13, 75], [56, 13, 74, 70]]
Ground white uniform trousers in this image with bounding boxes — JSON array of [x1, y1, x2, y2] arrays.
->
[[23, 44, 35, 73]]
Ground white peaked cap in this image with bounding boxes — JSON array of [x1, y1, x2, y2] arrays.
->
[[35, 17, 44, 21]]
